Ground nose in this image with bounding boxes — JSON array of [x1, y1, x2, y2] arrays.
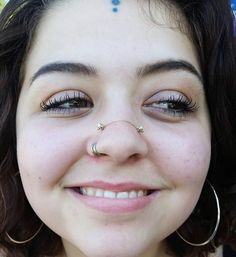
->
[[89, 121, 148, 163]]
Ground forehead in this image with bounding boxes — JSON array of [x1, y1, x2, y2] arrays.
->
[[23, 0, 199, 81]]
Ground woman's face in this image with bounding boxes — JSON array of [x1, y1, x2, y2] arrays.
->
[[16, 1, 211, 257]]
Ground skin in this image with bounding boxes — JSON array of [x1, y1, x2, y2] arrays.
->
[[16, 0, 211, 257]]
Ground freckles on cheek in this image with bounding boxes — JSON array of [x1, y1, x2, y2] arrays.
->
[[17, 125, 83, 186], [151, 132, 211, 184]]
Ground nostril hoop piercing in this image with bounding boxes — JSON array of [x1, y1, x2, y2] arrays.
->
[[91, 143, 102, 156]]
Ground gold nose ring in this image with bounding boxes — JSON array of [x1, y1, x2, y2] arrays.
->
[[97, 121, 144, 133], [91, 143, 101, 156]]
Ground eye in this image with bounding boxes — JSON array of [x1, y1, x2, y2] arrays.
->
[[143, 91, 198, 120], [40, 90, 93, 116]]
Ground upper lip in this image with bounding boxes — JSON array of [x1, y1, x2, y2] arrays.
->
[[65, 180, 159, 192]]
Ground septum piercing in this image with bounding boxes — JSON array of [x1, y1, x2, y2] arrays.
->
[[97, 121, 144, 133], [92, 121, 143, 156]]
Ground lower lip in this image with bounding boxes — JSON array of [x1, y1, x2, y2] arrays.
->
[[68, 189, 159, 214]]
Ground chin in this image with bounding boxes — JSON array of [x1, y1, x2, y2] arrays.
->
[[64, 236, 159, 257], [80, 247, 151, 257]]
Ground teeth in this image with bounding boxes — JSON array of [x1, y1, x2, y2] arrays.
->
[[86, 188, 95, 197], [129, 190, 138, 198], [104, 191, 116, 198], [95, 189, 104, 197], [116, 192, 129, 199], [138, 190, 144, 197], [80, 187, 87, 195], [79, 187, 148, 199]]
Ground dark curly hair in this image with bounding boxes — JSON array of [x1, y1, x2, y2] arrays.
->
[[0, 0, 235, 257]]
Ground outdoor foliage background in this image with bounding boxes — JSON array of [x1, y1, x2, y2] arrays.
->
[[0, 0, 6, 11]]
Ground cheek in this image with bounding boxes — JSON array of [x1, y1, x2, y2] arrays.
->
[[149, 125, 211, 185], [17, 122, 86, 189]]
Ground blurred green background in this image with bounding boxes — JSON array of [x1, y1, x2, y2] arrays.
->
[[0, 0, 7, 11]]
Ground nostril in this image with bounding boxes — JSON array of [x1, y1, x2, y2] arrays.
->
[[129, 153, 142, 161]]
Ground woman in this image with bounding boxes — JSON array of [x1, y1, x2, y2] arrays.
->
[[0, 0, 236, 257]]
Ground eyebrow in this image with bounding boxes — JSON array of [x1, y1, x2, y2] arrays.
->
[[137, 59, 202, 82], [29, 59, 202, 86], [30, 62, 97, 85]]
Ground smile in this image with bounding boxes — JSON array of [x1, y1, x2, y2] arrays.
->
[[66, 181, 159, 214], [79, 187, 149, 199]]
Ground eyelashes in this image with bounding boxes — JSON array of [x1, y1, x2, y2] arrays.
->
[[40, 90, 198, 120], [40, 91, 93, 116], [141, 93, 199, 122], [143, 95, 198, 117]]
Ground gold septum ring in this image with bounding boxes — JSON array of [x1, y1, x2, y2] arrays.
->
[[91, 120, 144, 156], [97, 120, 144, 133]]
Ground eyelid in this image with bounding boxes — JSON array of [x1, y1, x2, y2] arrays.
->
[[144, 90, 189, 104], [142, 90, 198, 121], [41, 90, 91, 105], [40, 90, 93, 116], [47, 90, 90, 101]]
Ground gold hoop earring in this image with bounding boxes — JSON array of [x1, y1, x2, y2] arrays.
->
[[176, 181, 220, 246], [6, 223, 43, 244]]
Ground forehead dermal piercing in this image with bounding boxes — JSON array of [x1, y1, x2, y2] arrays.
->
[[97, 120, 144, 133], [111, 0, 121, 13]]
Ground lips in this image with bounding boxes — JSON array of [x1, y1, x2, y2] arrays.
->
[[66, 181, 159, 213]]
